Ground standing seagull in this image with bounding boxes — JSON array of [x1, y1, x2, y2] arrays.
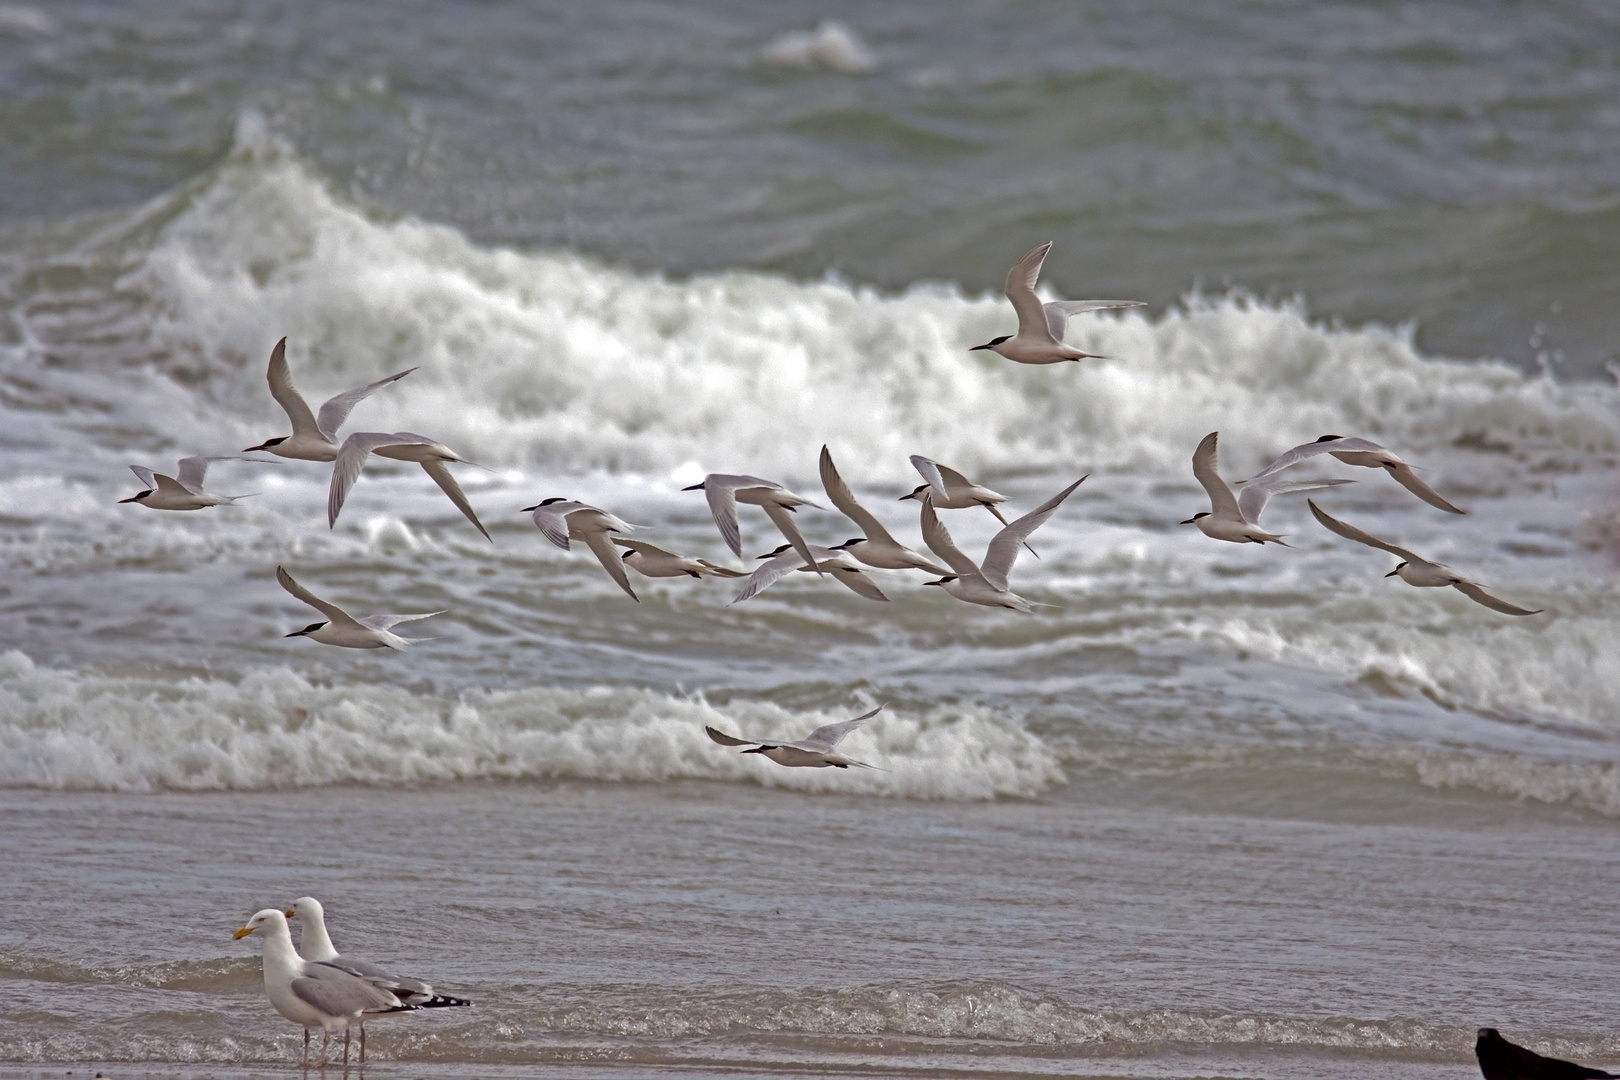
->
[[819, 446, 949, 574], [1308, 502, 1542, 616], [119, 457, 257, 511], [328, 432, 491, 541], [732, 543, 890, 604], [1476, 1028, 1617, 1080], [234, 908, 415, 1068], [611, 538, 746, 580], [523, 498, 641, 601], [968, 241, 1144, 365], [919, 476, 1086, 611], [1244, 435, 1466, 514], [705, 706, 883, 769], [285, 897, 470, 1064], [277, 565, 444, 649], [243, 337, 415, 460], [1180, 432, 1353, 545], [682, 473, 823, 574]]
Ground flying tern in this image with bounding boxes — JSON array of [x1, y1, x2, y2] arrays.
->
[[731, 543, 890, 604], [611, 538, 746, 580], [284, 897, 469, 1064], [277, 565, 444, 649], [119, 457, 259, 511], [1245, 435, 1466, 514], [705, 705, 883, 769], [523, 497, 641, 601], [235, 908, 415, 1069], [328, 432, 490, 541], [969, 241, 1144, 365], [1308, 501, 1542, 615], [243, 337, 415, 460], [919, 476, 1086, 611], [683, 473, 823, 574], [818, 446, 949, 574], [1180, 432, 1352, 544]]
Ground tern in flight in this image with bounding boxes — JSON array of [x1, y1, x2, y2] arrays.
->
[[119, 457, 259, 511], [969, 241, 1144, 365], [277, 565, 444, 649], [818, 446, 949, 574], [1244, 435, 1466, 514], [732, 543, 890, 604], [683, 473, 823, 574], [705, 705, 883, 769], [1308, 501, 1542, 616], [1180, 432, 1353, 545], [328, 432, 491, 541], [243, 337, 414, 460], [611, 538, 746, 580], [523, 497, 642, 601], [919, 476, 1086, 611]]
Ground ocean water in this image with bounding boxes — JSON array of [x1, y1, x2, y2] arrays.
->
[[2, 3, 1619, 1078]]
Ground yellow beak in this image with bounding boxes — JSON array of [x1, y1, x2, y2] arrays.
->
[[283, 908, 296, 918], [233, 926, 255, 940]]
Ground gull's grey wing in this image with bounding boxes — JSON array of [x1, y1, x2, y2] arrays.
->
[[762, 502, 822, 577], [314, 956, 435, 1000], [828, 565, 889, 602], [980, 475, 1086, 592], [174, 456, 213, 494], [291, 963, 406, 1018], [820, 445, 899, 546], [1236, 477, 1354, 526], [795, 705, 884, 752], [316, 367, 416, 441], [1307, 500, 1425, 562], [357, 611, 445, 630], [1043, 300, 1145, 341], [327, 431, 435, 528], [583, 529, 639, 602], [420, 459, 492, 541], [909, 455, 949, 501], [1385, 460, 1467, 515], [731, 546, 806, 604], [1004, 241, 1055, 341], [265, 337, 322, 438], [918, 501, 984, 580], [705, 725, 758, 747], [1191, 432, 1241, 519], [1452, 581, 1542, 617], [128, 464, 158, 490], [276, 566, 366, 630], [1246, 437, 1386, 483]]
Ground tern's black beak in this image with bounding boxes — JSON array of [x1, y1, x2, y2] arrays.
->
[[1178, 517, 1196, 525], [117, 492, 148, 504], [285, 621, 326, 638], [1385, 569, 1400, 577], [742, 745, 773, 755], [968, 342, 993, 351], [682, 482, 705, 491], [520, 504, 539, 512]]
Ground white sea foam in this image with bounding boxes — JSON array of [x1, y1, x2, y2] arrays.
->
[[760, 21, 877, 74]]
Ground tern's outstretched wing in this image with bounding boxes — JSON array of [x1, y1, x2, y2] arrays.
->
[[731, 546, 807, 604], [358, 611, 445, 630], [327, 432, 436, 527], [705, 725, 758, 748], [1005, 241, 1055, 342], [1384, 460, 1467, 515], [1043, 300, 1145, 341], [702, 481, 744, 557], [1245, 437, 1385, 484], [316, 367, 416, 440], [265, 338, 321, 438], [276, 565, 365, 630], [1236, 477, 1354, 526], [1191, 432, 1241, 519], [173, 456, 214, 494], [762, 502, 822, 577], [820, 446, 899, 547], [828, 565, 889, 602], [582, 529, 639, 602], [128, 465, 158, 490], [918, 501, 984, 580], [1453, 581, 1542, 617], [795, 705, 884, 752], [980, 475, 1086, 592], [420, 459, 492, 541], [1307, 500, 1425, 562], [612, 537, 669, 556], [909, 455, 949, 501]]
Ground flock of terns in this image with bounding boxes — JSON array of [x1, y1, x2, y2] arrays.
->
[[118, 240, 1544, 1064]]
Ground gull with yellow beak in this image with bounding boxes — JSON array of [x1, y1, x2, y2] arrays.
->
[[234, 907, 414, 1068]]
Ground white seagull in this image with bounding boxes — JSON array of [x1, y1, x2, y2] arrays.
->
[[819, 446, 950, 574], [1180, 431, 1353, 545], [611, 538, 746, 580], [118, 457, 258, 511], [285, 897, 469, 1063], [328, 431, 491, 541], [1245, 435, 1466, 514], [1308, 500, 1542, 616], [235, 908, 415, 1069], [732, 543, 890, 604], [683, 473, 823, 574], [705, 705, 883, 769], [243, 337, 415, 460], [969, 241, 1144, 365], [523, 497, 641, 601], [277, 565, 443, 649], [919, 476, 1086, 611]]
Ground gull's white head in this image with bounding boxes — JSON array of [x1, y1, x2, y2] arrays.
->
[[234, 907, 291, 940], [284, 896, 325, 923]]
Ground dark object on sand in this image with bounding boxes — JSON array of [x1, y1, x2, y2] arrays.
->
[[1477, 1028, 1619, 1080]]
